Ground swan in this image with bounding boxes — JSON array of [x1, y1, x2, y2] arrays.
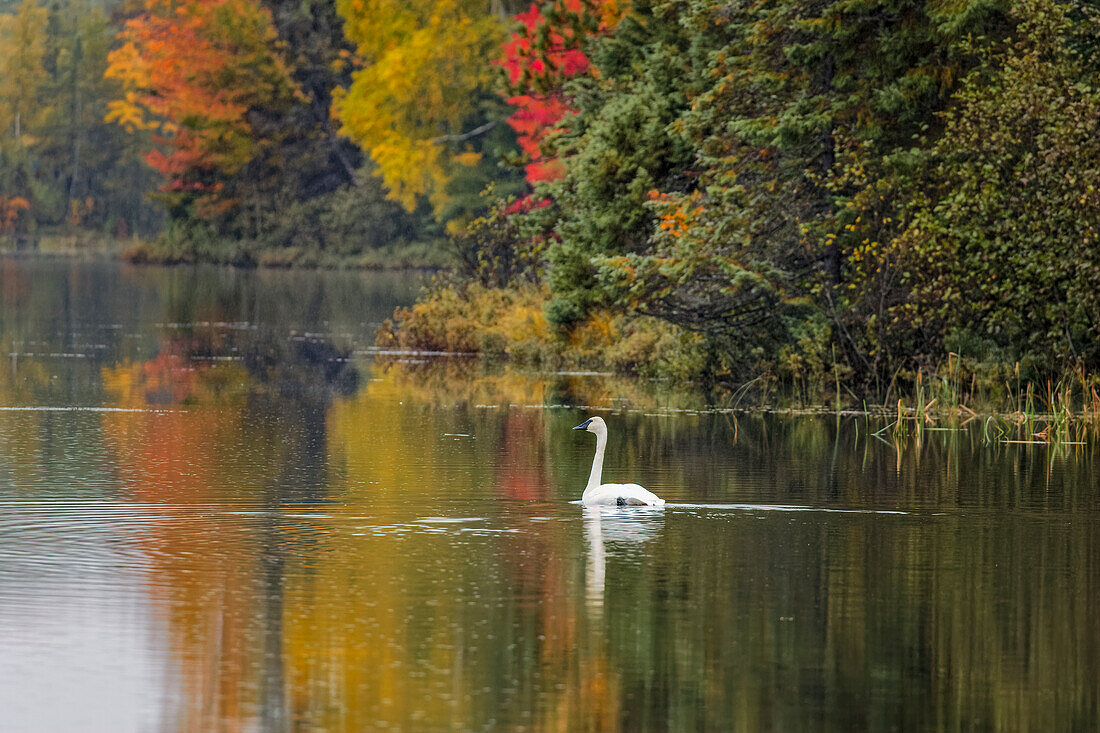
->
[[573, 416, 665, 507]]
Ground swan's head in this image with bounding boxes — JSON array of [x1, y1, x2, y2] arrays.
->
[[572, 416, 607, 435]]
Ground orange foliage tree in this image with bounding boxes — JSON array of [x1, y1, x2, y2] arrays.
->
[[105, 0, 299, 216], [0, 195, 30, 233]]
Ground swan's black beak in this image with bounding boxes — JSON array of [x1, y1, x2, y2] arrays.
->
[[572, 419, 592, 431]]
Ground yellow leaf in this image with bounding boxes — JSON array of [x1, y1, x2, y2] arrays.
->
[[453, 151, 481, 166]]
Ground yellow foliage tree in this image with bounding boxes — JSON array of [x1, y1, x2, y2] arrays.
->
[[0, 0, 49, 146], [332, 0, 504, 215]]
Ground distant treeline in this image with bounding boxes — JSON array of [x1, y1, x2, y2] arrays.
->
[[0, 0, 158, 240], [0, 0, 529, 264]]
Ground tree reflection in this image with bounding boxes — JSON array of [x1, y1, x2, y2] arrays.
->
[[92, 352, 1100, 731], [0, 322, 1077, 731], [371, 356, 707, 415], [97, 321, 359, 732]]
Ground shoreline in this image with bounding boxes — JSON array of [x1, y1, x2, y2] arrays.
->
[[368, 353, 1100, 445], [0, 242, 451, 272]]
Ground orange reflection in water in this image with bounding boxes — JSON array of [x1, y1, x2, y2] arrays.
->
[[101, 351, 269, 731]]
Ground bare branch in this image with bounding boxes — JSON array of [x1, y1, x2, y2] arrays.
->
[[431, 121, 497, 144]]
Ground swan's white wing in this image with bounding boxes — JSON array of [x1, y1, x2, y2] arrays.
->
[[582, 483, 665, 507]]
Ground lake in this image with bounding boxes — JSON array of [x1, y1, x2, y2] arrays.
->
[[1, 256, 1097, 732]]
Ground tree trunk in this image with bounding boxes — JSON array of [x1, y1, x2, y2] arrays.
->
[[819, 53, 841, 285]]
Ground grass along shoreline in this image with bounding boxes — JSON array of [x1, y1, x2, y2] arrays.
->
[[369, 354, 1100, 452], [122, 238, 451, 270], [375, 283, 1100, 444]]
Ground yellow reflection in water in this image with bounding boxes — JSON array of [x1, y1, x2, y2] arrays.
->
[[372, 357, 705, 413], [274, 365, 630, 731]]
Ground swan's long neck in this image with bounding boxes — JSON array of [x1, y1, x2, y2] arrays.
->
[[584, 430, 607, 495]]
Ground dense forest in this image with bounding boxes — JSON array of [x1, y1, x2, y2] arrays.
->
[[0, 0, 532, 263], [385, 0, 1100, 398], [2, 0, 1099, 396]]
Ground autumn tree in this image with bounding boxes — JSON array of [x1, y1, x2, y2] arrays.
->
[[333, 0, 524, 226], [522, 0, 704, 327], [0, 0, 157, 236], [499, 0, 622, 185], [103, 0, 435, 260], [105, 0, 300, 219], [0, 0, 49, 218], [895, 0, 1100, 370], [0, 0, 48, 141]]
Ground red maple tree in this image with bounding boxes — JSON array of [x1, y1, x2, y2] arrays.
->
[[498, 1, 622, 186]]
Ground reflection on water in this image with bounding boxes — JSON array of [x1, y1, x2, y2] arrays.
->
[[1, 257, 1099, 732], [583, 506, 663, 613]]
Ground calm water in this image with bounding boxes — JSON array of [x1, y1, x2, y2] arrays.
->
[[1, 256, 1098, 732]]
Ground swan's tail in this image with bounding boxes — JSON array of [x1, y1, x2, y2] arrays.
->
[[619, 496, 662, 506]]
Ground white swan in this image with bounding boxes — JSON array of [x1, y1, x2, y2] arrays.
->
[[573, 416, 665, 506]]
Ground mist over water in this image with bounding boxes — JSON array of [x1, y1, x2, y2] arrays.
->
[[1, 256, 1097, 732]]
